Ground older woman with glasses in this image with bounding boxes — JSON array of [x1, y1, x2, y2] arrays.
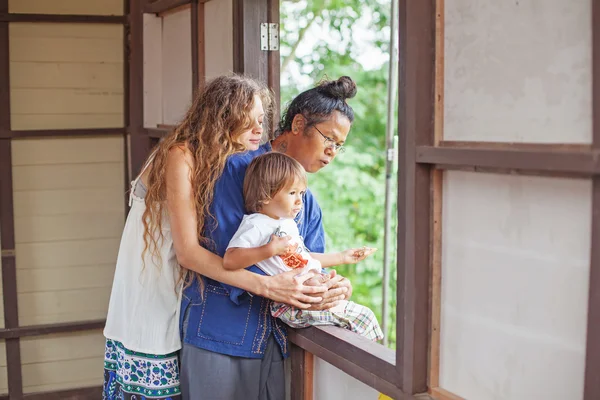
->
[[179, 76, 359, 400]]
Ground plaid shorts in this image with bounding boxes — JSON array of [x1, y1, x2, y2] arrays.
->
[[271, 300, 384, 341]]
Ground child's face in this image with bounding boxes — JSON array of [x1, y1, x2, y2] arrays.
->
[[261, 178, 307, 219]]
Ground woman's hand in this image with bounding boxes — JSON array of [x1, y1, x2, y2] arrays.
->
[[260, 269, 328, 309], [332, 273, 353, 300], [306, 270, 351, 310]]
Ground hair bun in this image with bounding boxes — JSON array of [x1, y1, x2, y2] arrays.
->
[[318, 76, 357, 101]]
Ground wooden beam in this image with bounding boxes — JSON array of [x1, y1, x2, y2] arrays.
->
[[0, 6, 8, 139], [288, 326, 409, 399], [584, 1, 600, 399], [0, 142, 23, 400], [233, 0, 268, 81], [429, 387, 464, 400], [429, 167, 443, 390], [267, 0, 280, 136], [9, 128, 124, 138], [290, 344, 308, 400], [396, 0, 434, 394], [0, 13, 126, 24], [128, 0, 151, 179], [0, 0, 24, 397], [0, 320, 104, 340], [146, 127, 170, 139], [144, 0, 190, 14], [303, 352, 314, 400], [124, 0, 132, 215], [416, 145, 600, 177], [158, 3, 190, 17], [191, 0, 205, 95], [24, 386, 101, 400], [429, 0, 444, 389]]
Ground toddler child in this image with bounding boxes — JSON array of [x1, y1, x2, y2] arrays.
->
[[223, 152, 384, 341]]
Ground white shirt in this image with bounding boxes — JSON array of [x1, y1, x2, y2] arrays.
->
[[103, 165, 183, 355], [227, 213, 322, 275]]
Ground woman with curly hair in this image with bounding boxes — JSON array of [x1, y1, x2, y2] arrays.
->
[[102, 75, 330, 400]]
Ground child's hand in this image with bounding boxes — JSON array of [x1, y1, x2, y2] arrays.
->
[[268, 234, 293, 256], [340, 247, 377, 264], [304, 272, 331, 287]]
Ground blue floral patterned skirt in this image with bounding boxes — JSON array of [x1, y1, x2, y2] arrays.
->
[[103, 339, 181, 400]]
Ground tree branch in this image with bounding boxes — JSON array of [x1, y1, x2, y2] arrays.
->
[[281, 3, 326, 74]]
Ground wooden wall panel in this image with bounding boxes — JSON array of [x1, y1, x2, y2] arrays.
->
[[143, 14, 163, 128], [13, 188, 123, 216], [9, 23, 124, 130], [12, 163, 123, 191], [11, 136, 123, 164], [0, 333, 103, 393], [8, 0, 123, 16], [204, 0, 233, 80], [12, 63, 123, 89], [11, 136, 123, 326], [440, 172, 590, 399], [0, 341, 7, 394], [443, 0, 592, 144], [0, 234, 4, 330], [18, 288, 111, 326], [19, 331, 104, 394], [11, 114, 123, 130], [15, 239, 120, 270], [0, 277, 4, 330], [161, 9, 192, 125], [14, 214, 123, 243]]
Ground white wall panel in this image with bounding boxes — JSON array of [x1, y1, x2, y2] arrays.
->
[[440, 171, 590, 399], [444, 0, 592, 143]]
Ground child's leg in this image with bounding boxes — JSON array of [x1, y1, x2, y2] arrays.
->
[[331, 301, 384, 341], [270, 302, 314, 328], [270, 301, 384, 341]]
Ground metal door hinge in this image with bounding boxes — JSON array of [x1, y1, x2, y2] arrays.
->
[[260, 23, 279, 51]]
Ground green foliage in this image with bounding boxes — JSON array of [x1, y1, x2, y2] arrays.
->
[[280, 0, 398, 347]]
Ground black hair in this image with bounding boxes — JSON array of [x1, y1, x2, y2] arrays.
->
[[276, 76, 357, 137]]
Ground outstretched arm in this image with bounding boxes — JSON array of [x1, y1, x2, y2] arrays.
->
[[310, 247, 377, 268], [310, 252, 343, 268]]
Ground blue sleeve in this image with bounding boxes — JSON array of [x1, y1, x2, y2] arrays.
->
[[300, 190, 326, 253], [208, 151, 268, 305]]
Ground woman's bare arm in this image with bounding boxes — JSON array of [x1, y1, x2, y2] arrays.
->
[[223, 246, 274, 270]]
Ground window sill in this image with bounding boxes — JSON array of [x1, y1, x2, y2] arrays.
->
[[146, 124, 175, 139], [288, 326, 432, 400]]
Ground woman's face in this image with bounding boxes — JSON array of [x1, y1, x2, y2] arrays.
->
[[291, 111, 351, 173], [237, 95, 265, 151]]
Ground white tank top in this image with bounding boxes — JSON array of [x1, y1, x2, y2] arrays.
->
[[103, 156, 183, 354]]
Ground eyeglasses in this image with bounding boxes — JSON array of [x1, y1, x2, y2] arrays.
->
[[313, 126, 345, 153]]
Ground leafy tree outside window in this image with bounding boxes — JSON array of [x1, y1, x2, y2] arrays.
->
[[280, 0, 398, 347]]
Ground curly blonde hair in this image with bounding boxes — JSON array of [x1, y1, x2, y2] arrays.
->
[[141, 74, 274, 288]]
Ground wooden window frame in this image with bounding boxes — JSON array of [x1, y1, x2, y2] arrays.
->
[[289, 0, 434, 398], [1, 0, 599, 399]]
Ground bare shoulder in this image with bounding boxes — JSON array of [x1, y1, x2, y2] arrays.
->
[[166, 144, 194, 174]]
